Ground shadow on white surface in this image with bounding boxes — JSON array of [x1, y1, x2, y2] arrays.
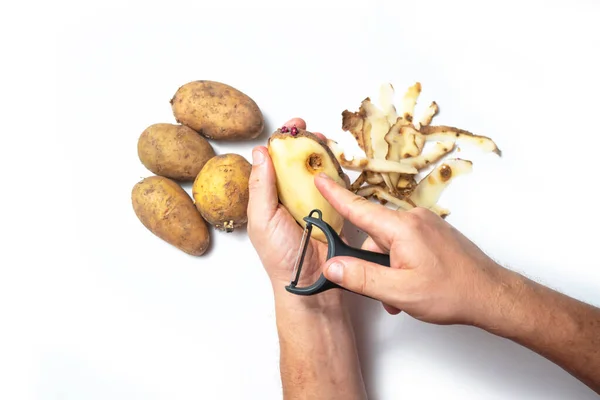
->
[[245, 114, 276, 148], [348, 296, 597, 399], [341, 224, 597, 400]]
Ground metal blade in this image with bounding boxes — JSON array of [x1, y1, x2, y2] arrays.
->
[[289, 224, 312, 286]]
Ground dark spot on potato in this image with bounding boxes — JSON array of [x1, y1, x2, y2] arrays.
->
[[306, 153, 323, 173], [439, 165, 452, 182]]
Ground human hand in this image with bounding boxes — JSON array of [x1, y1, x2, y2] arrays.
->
[[314, 173, 509, 326], [248, 120, 369, 399], [247, 118, 337, 303]]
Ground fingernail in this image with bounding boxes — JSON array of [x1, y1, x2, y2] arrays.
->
[[252, 149, 265, 165], [318, 172, 331, 180], [327, 262, 344, 283]]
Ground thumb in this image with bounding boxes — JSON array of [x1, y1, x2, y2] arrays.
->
[[247, 146, 279, 223], [323, 256, 402, 306]]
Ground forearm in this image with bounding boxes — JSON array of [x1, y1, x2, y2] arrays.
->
[[272, 286, 367, 400], [478, 267, 600, 393]]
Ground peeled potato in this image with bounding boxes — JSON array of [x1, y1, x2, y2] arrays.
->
[[132, 176, 210, 256], [268, 128, 348, 243], [192, 153, 252, 232]]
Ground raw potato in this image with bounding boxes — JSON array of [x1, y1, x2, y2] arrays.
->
[[131, 176, 210, 256], [170, 80, 264, 141], [193, 153, 252, 232], [268, 128, 348, 243], [137, 123, 216, 181]]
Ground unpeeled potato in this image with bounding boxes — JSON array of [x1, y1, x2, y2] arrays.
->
[[170, 80, 264, 141], [137, 123, 216, 181], [192, 153, 252, 232], [132, 176, 210, 256]]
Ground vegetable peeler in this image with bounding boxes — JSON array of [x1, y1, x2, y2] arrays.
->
[[285, 209, 391, 296]]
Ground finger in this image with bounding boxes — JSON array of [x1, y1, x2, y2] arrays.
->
[[314, 174, 399, 248], [247, 146, 279, 227], [283, 118, 326, 141], [312, 131, 327, 141], [383, 304, 402, 315], [322, 256, 404, 306], [361, 237, 384, 253], [361, 237, 402, 315], [283, 118, 306, 130]]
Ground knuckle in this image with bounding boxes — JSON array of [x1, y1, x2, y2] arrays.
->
[[357, 265, 368, 294], [401, 210, 423, 230], [345, 195, 369, 220], [411, 206, 432, 218], [247, 175, 261, 193], [350, 263, 375, 296]]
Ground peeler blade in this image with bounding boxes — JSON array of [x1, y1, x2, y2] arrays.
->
[[289, 224, 312, 286]]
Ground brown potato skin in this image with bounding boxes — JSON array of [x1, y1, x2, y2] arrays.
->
[[132, 176, 210, 256], [137, 123, 216, 181], [192, 153, 252, 232], [170, 80, 264, 141]]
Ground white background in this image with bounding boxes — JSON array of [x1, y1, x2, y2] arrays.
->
[[2, 0, 600, 399]]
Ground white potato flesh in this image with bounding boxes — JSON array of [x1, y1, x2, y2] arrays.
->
[[430, 204, 450, 218], [397, 125, 423, 158], [416, 101, 439, 129], [356, 186, 415, 211], [409, 159, 473, 209], [420, 125, 501, 155], [327, 140, 418, 174], [400, 82, 421, 122], [384, 119, 405, 189], [403, 142, 455, 169], [269, 135, 346, 243], [363, 99, 391, 161], [363, 98, 395, 192], [379, 83, 398, 125]]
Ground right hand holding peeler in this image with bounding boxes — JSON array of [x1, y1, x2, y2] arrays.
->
[[285, 209, 391, 296]]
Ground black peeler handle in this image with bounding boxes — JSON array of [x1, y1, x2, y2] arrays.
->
[[330, 236, 391, 267], [285, 209, 390, 296]]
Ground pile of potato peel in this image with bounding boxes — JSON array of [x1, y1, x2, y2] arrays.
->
[[328, 82, 501, 218]]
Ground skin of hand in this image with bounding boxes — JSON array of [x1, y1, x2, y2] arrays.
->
[[314, 172, 600, 394], [247, 118, 367, 400]]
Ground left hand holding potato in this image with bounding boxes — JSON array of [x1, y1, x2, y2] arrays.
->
[[248, 119, 368, 399], [247, 118, 331, 293]]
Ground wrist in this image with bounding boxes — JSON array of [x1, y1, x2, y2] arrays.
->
[[272, 283, 367, 400], [272, 281, 345, 314], [471, 265, 532, 336]]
